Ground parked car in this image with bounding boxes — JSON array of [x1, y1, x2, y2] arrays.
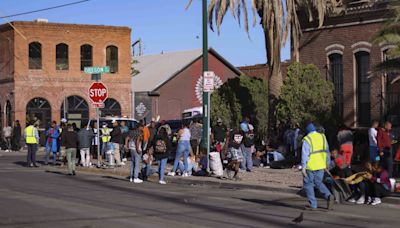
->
[[88, 116, 138, 129]]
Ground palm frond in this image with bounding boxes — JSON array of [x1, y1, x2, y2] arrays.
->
[[374, 58, 400, 73]]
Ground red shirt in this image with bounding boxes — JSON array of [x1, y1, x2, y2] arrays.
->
[[377, 128, 391, 151]]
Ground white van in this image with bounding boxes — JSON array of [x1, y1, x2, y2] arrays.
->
[[182, 106, 203, 120], [88, 116, 139, 129]]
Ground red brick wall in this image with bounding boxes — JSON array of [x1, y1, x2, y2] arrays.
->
[[156, 53, 239, 120], [0, 21, 132, 128], [299, 21, 386, 127]]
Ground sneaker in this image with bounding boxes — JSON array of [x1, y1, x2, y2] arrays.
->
[[367, 197, 373, 204], [327, 195, 334, 210], [356, 196, 365, 204], [120, 162, 126, 166], [347, 198, 356, 203], [133, 178, 143, 183], [129, 177, 133, 182], [122, 158, 127, 162], [167, 172, 175, 176], [182, 172, 189, 177], [371, 198, 381, 206], [159, 180, 166, 185]]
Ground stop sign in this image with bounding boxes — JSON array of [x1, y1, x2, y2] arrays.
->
[[88, 82, 108, 104]]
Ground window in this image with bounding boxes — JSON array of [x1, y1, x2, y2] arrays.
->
[[329, 53, 344, 119], [383, 50, 400, 125], [29, 42, 42, 69], [106, 45, 118, 73], [56, 43, 68, 70], [100, 98, 121, 117], [356, 51, 371, 126], [80, 44, 92, 71]]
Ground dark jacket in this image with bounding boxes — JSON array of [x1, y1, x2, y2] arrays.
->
[[61, 130, 78, 149], [110, 127, 123, 144], [77, 128, 94, 149], [153, 135, 172, 160]]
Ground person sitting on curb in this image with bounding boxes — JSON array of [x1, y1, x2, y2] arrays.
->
[[301, 123, 334, 211]]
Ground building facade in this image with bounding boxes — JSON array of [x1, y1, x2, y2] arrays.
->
[[298, 0, 400, 127], [132, 49, 241, 121], [0, 20, 132, 131]]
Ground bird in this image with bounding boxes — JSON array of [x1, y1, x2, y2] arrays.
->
[[292, 212, 304, 224]]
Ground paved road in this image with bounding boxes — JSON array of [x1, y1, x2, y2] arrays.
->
[[0, 153, 399, 228]]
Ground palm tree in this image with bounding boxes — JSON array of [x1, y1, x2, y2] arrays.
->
[[374, 7, 400, 83], [186, 0, 340, 99]]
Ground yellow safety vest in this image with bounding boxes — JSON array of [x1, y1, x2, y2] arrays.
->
[[25, 125, 38, 144], [303, 132, 328, 171], [101, 128, 110, 143]]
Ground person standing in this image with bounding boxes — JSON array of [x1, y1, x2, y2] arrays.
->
[[110, 120, 124, 166], [158, 120, 172, 138], [120, 121, 129, 162], [62, 124, 78, 176], [368, 120, 379, 162], [91, 122, 99, 162], [148, 121, 157, 147], [153, 128, 172, 184], [45, 121, 60, 165], [301, 123, 334, 210], [100, 122, 111, 163], [190, 119, 203, 155], [168, 122, 191, 177], [11, 120, 21, 152], [377, 121, 393, 177], [125, 124, 143, 183], [337, 124, 353, 167], [24, 121, 39, 167], [77, 123, 94, 167], [211, 118, 228, 156], [2, 124, 12, 152], [241, 124, 255, 172]]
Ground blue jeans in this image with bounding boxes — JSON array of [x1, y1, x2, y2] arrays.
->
[[130, 149, 141, 179], [172, 140, 190, 173], [101, 142, 109, 157], [45, 146, 56, 165], [240, 145, 253, 171], [158, 158, 168, 181], [369, 146, 379, 161], [303, 169, 332, 208]]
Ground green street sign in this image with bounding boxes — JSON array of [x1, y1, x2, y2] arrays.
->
[[84, 66, 110, 74]]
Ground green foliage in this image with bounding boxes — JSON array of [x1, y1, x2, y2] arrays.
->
[[276, 63, 334, 127], [211, 75, 269, 138]]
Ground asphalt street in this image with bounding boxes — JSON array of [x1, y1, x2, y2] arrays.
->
[[0, 152, 399, 228]]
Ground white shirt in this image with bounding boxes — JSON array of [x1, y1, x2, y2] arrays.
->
[[3, 126, 12, 138], [92, 128, 99, 145], [368, 128, 378, 147], [179, 128, 191, 141]]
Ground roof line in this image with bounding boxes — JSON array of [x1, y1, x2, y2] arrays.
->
[[150, 48, 242, 92]]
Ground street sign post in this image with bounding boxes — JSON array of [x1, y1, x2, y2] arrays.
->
[[85, 67, 109, 167], [84, 66, 110, 74]]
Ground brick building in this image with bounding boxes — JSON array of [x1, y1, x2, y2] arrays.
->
[[132, 48, 241, 121], [299, 0, 400, 127], [241, 0, 400, 127], [0, 20, 132, 131]]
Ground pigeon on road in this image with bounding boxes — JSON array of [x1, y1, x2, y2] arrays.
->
[[292, 212, 304, 224]]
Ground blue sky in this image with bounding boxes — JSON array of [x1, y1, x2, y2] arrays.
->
[[0, 0, 291, 66]]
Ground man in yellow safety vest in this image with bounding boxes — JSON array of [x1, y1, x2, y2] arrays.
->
[[301, 123, 334, 211], [24, 121, 39, 167], [100, 123, 111, 162]]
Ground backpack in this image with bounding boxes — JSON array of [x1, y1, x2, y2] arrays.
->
[[154, 139, 167, 153]]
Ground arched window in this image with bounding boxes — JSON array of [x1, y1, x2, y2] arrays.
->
[[29, 42, 42, 69], [329, 53, 344, 119], [26, 98, 51, 129], [106, 45, 118, 73], [80, 44, 93, 71], [100, 98, 121, 117], [56, 43, 68, 70], [356, 51, 371, 126], [383, 50, 400, 125], [60, 95, 89, 128]]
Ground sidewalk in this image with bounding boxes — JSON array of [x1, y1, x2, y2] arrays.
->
[[3, 149, 400, 205]]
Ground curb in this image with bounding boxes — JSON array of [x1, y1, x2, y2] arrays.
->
[[49, 165, 400, 206]]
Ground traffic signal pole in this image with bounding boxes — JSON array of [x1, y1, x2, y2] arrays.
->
[[202, 0, 210, 173]]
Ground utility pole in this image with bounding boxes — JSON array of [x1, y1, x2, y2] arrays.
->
[[201, 0, 210, 173]]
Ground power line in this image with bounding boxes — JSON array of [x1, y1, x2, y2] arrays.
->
[[0, 0, 90, 19]]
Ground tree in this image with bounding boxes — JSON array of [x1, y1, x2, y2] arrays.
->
[[186, 0, 340, 99], [211, 75, 269, 138], [276, 63, 334, 127], [373, 7, 400, 83]]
